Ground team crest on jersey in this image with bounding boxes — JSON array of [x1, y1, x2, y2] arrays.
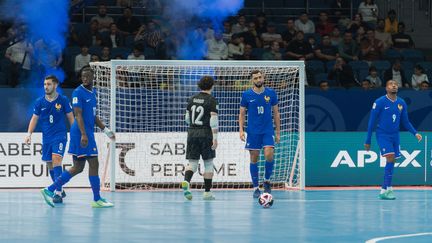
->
[[55, 103, 62, 111], [398, 104, 403, 112], [264, 96, 270, 103]]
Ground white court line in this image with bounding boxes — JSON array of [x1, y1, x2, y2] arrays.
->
[[365, 232, 432, 243]]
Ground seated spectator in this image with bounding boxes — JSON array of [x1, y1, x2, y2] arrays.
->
[[338, 32, 359, 61], [103, 23, 124, 48], [143, 21, 163, 50], [91, 54, 100, 62], [316, 11, 334, 36], [419, 81, 430, 91], [361, 79, 373, 90], [67, 23, 80, 47], [4, 38, 32, 87], [205, 32, 228, 60], [358, 0, 378, 25], [347, 13, 368, 34], [254, 12, 268, 36], [385, 9, 398, 34], [100, 46, 111, 61], [260, 23, 282, 48], [355, 26, 367, 44], [34, 38, 62, 72], [384, 59, 409, 87], [240, 44, 258, 60], [295, 12, 315, 34], [319, 80, 330, 91], [314, 34, 338, 61], [331, 0, 350, 20], [79, 19, 103, 46], [282, 18, 296, 47], [262, 41, 282, 60], [360, 29, 384, 63], [117, 7, 141, 36], [285, 31, 314, 60], [196, 21, 214, 40], [241, 22, 262, 48], [329, 27, 342, 47], [127, 45, 145, 60], [328, 57, 358, 88], [90, 4, 114, 33], [228, 34, 244, 60], [74, 45, 91, 74], [232, 14, 248, 34], [411, 64, 429, 90], [308, 36, 317, 50], [222, 21, 233, 44], [374, 18, 393, 49], [392, 22, 414, 49], [365, 66, 383, 87]]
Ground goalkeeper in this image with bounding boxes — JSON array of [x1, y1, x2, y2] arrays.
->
[[181, 76, 219, 201]]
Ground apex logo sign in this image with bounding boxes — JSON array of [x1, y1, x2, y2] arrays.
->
[[331, 150, 422, 168]]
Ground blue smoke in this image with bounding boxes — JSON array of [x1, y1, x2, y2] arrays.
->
[[166, 0, 244, 60], [1, 0, 69, 87]]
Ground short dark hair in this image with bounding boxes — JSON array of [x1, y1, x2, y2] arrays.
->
[[45, 75, 59, 84], [250, 70, 262, 78], [369, 66, 377, 72], [362, 79, 371, 84], [197, 76, 214, 90], [415, 64, 424, 73], [80, 65, 93, 75]]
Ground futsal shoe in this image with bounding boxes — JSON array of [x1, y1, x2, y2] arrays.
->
[[378, 190, 396, 200], [92, 198, 114, 208], [52, 194, 63, 204], [181, 181, 192, 200], [40, 188, 55, 208], [203, 191, 215, 200], [253, 188, 261, 198], [386, 190, 396, 200], [263, 181, 272, 194], [61, 190, 66, 198]]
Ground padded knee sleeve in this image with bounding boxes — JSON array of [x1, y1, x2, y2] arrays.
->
[[187, 160, 199, 173], [204, 159, 214, 174]]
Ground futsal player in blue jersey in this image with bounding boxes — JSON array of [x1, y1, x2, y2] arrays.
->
[[239, 70, 280, 198], [365, 79, 422, 200], [25, 75, 74, 203], [41, 66, 115, 208]]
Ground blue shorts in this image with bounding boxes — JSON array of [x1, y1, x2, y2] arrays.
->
[[68, 133, 98, 158], [245, 133, 274, 150], [42, 139, 67, 162], [376, 133, 401, 158]]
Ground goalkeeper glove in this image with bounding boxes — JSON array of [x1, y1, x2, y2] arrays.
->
[[103, 127, 115, 139]]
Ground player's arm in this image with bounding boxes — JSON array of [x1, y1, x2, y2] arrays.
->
[[210, 112, 218, 150], [74, 107, 88, 147], [272, 104, 281, 143], [66, 112, 74, 126], [364, 102, 381, 150], [25, 115, 39, 144], [239, 107, 246, 141], [95, 116, 115, 140], [401, 103, 422, 142]]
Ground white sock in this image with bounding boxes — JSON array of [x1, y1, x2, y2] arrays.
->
[[380, 188, 386, 194], [387, 187, 393, 191], [254, 187, 259, 191]]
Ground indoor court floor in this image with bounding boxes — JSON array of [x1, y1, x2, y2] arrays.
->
[[1, 189, 431, 243]]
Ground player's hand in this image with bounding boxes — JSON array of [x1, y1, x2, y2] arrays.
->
[[80, 134, 88, 148], [416, 133, 422, 142], [211, 140, 218, 150], [24, 135, 31, 145], [364, 144, 371, 151], [103, 127, 115, 140], [275, 133, 280, 144], [240, 131, 245, 142]]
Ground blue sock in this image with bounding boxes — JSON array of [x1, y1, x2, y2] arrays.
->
[[382, 162, 395, 189], [53, 166, 63, 192], [48, 171, 72, 192], [265, 160, 274, 181], [49, 169, 55, 183], [89, 176, 101, 201], [250, 163, 259, 188]]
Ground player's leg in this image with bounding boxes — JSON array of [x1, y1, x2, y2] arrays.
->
[[182, 137, 200, 200], [202, 138, 216, 200], [51, 140, 67, 203], [376, 134, 396, 200], [246, 133, 262, 198], [263, 134, 276, 194], [87, 156, 114, 208], [42, 142, 55, 182], [386, 136, 401, 199]]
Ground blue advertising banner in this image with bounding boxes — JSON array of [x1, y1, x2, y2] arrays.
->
[[306, 132, 432, 186]]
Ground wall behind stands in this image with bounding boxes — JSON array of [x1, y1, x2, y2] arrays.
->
[[1, 88, 431, 132]]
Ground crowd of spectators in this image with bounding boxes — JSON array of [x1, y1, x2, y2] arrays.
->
[[0, 0, 430, 90]]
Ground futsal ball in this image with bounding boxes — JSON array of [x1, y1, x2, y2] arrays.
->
[[258, 193, 274, 208]]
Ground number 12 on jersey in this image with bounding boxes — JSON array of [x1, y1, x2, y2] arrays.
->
[[191, 105, 204, 125]]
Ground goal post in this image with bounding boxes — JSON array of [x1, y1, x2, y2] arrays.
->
[[90, 60, 305, 191]]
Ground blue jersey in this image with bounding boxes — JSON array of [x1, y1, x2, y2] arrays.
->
[[33, 94, 72, 143], [70, 85, 97, 137], [240, 87, 278, 135], [365, 95, 417, 144]]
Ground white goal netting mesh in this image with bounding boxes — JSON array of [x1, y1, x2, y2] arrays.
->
[[91, 61, 303, 190]]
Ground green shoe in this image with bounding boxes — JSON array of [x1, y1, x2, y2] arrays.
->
[[379, 190, 396, 200], [386, 190, 396, 200], [181, 181, 192, 200], [40, 188, 55, 208], [203, 191, 215, 200], [92, 198, 114, 208]]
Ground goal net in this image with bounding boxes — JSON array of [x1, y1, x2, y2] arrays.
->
[[90, 60, 305, 191]]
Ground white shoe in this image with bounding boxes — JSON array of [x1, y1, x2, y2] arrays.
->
[[203, 191, 215, 200]]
